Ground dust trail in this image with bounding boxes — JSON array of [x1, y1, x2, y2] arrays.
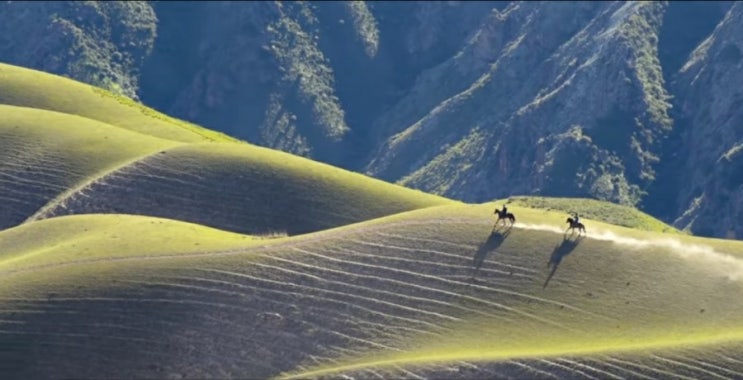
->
[[515, 223, 743, 281]]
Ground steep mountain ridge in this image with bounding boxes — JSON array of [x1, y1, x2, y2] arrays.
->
[[668, 2, 743, 238], [366, 1, 670, 207]]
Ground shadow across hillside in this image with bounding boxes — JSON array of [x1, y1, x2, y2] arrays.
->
[[542, 235, 584, 289], [472, 225, 512, 279]]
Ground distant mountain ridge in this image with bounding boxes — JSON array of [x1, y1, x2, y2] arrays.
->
[[0, 0, 740, 239]]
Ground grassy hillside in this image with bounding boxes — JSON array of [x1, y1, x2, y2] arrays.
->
[[1, 204, 742, 378], [0, 62, 452, 234], [0, 214, 259, 273], [28, 141, 454, 235], [0, 62, 236, 143], [0, 104, 180, 229]]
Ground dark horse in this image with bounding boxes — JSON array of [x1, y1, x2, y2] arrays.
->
[[566, 217, 586, 235], [494, 209, 516, 227]]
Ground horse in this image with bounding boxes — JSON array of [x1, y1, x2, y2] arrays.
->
[[494, 209, 516, 227], [566, 217, 586, 235]]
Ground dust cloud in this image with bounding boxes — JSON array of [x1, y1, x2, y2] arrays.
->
[[515, 223, 743, 281]]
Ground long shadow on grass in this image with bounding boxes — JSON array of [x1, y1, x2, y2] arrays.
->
[[472, 225, 512, 279], [542, 235, 584, 289]]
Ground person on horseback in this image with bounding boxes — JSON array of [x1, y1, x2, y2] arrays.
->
[[493, 204, 515, 228], [572, 212, 580, 225]]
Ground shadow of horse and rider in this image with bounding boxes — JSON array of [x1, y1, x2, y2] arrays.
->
[[471, 205, 587, 287], [471, 205, 518, 278], [542, 233, 585, 288]]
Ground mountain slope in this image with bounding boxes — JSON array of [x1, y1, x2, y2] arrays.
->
[[666, 2, 743, 239], [1, 204, 741, 379], [0, 1, 157, 99], [138, 1, 502, 166], [366, 2, 672, 208]]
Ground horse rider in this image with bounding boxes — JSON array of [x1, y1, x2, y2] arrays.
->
[[572, 212, 580, 225], [501, 204, 508, 216]]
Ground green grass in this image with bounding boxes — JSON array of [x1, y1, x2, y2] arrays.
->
[[0, 103, 179, 170], [0, 214, 259, 273], [500, 195, 682, 234], [0, 62, 238, 143], [0, 104, 181, 229]]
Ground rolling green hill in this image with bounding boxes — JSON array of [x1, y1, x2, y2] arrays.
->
[[0, 104, 181, 230], [0, 204, 742, 379], [26, 141, 453, 235], [0, 62, 452, 235]]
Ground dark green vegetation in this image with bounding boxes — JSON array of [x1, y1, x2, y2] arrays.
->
[[0, 1, 156, 99], [0, 1, 740, 241]]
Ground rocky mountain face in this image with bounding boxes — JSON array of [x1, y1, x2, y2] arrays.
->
[[664, 2, 743, 238], [138, 1, 505, 165], [0, 1, 156, 99], [0, 1, 740, 239]]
